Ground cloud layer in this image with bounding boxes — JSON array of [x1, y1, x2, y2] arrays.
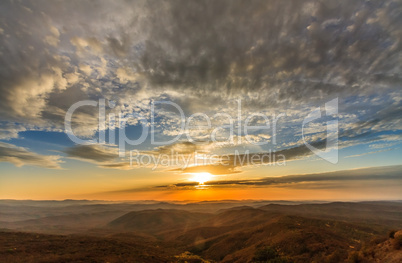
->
[[0, 142, 62, 169], [0, 0, 401, 171], [165, 165, 402, 189]]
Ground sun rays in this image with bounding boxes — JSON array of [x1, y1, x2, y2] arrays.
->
[[188, 172, 214, 185]]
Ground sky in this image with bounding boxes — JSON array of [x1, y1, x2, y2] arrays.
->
[[0, 0, 401, 201]]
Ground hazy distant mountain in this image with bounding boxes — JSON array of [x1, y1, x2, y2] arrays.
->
[[108, 209, 212, 235]]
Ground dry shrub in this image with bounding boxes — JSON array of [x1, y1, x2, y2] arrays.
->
[[389, 230, 397, 239], [393, 235, 402, 250]]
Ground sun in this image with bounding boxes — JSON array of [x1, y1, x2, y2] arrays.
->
[[188, 172, 214, 185]]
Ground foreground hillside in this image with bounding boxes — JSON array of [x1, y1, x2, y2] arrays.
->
[[2, 228, 401, 263], [0, 231, 178, 263], [1, 201, 401, 262]]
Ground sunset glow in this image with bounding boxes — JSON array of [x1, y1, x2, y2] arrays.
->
[[0, 0, 400, 202], [188, 172, 214, 185], [1, 1, 402, 262]]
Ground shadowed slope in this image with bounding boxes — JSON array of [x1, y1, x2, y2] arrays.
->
[[108, 209, 212, 235]]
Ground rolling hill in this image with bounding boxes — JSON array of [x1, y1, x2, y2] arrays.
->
[[1, 200, 402, 262]]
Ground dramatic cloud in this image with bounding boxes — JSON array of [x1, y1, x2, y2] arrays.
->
[[98, 162, 133, 170], [0, 0, 401, 134], [153, 141, 213, 155], [174, 140, 327, 175], [63, 144, 118, 163], [63, 144, 133, 170], [0, 0, 401, 170], [0, 142, 62, 169], [171, 164, 241, 176], [135, 0, 402, 109], [166, 165, 402, 188]]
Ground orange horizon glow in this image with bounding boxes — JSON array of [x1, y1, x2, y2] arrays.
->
[[187, 172, 214, 185]]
